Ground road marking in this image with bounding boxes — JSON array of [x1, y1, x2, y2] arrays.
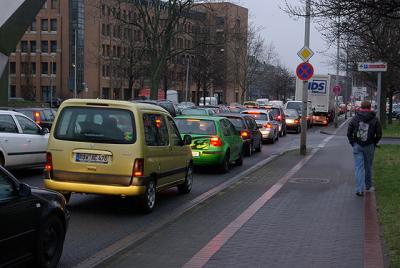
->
[[182, 119, 349, 268]]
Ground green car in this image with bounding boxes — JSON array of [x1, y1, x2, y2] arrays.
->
[[175, 116, 244, 172]]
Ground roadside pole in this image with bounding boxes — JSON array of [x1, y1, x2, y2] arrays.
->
[[300, 0, 311, 156], [377, 72, 382, 120], [185, 57, 190, 102]]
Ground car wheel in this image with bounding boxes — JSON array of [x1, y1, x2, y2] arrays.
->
[[255, 139, 262, 152], [276, 131, 279, 141], [245, 142, 252, 157], [35, 216, 65, 268], [178, 165, 193, 194], [0, 154, 4, 167], [235, 151, 243, 166], [220, 151, 230, 173], [283, 128, 287, 136], [62, 193, 71, 204], [139, 179, 156, 213]]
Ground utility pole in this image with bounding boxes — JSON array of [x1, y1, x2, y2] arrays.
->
[[334, 4, 340, 128], [73, 28, 77, 99], [185, 57, 190, 102], [300, 0, 311, 156]]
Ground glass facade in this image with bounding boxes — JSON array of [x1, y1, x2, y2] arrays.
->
[[69, 0, 85, 93]]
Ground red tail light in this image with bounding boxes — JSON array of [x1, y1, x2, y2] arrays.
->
[[240, 131, 249, 138], [45, 152, 52, 171], [276, 115, 282, 121], [133, 158, 144, 177], [210, 136, 223, 147], [263, 123, 273, 129], [34, 112, 41, 124]]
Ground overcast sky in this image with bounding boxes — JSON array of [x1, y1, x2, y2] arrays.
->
[[237, 0, 336, 75]]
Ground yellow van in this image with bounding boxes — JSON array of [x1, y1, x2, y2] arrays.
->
[[44, 99, 193, 212]]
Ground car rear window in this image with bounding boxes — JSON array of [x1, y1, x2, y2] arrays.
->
[[286, 102, 301, 111], [227, 117, 245, 130], [175, 119, 217, 135], [43, 109, 55, 121], [181, 109, 208, 116], [285, 109, 299, 117], [54, 107, 136, 144], [241, 112, 268, 121], [18, 110, 34, 120]]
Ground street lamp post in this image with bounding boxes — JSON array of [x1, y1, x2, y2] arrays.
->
[[184, 56, 190, 102], [50, 55, 55, 108], [73, 28, 77, 98]]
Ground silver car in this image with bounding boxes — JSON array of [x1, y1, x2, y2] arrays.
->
[[241, 110, 279, 143]]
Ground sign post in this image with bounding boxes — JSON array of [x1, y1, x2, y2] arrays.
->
[[358, 62, 387, 120]]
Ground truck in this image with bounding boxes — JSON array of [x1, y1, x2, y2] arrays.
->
[[295, 74, 339, 125]]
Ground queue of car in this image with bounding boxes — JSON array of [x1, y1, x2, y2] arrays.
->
[[0, 98, 305, 267]]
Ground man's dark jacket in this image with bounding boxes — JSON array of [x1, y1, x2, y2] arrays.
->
[[347, 110, 382, 146]]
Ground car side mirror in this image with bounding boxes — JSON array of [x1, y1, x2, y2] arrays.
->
[[40, 127, 49, 135], [18, 183, 31, 197], [183, 135, 192, 145]]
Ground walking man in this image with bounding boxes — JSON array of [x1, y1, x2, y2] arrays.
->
[[347, 100, 382, 196]]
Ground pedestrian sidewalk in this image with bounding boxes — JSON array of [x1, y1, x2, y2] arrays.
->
[[100, 122, 383, 268]]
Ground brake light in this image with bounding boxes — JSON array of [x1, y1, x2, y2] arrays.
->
[[34, 112, 41, 124], [240, 131, 249, 138], [210, 136, 223, 147], [133, 158, 144, 177], [45, 152, 53, 172], [247, 111, 261, 114], [276, 115, 282, 120], [263, 123, 273, 129]]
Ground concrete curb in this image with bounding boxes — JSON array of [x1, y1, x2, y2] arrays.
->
[[75, 147, 298, 268]]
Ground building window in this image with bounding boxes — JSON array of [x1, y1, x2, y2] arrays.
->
[[31, 62, 36, 74], [106, 24, 110, 36], [30, 20, 36, 31], [51, 62, 56, 74], [102, 65, 109, 77], [9, 62, 16, 74], [50, 19, 57, 31], [21, 62, 29, 74], [21, 41, 28, 53], [51, 0, 58, 9], [41, 41, 48, 53], [50, 40, 57, 53], [124, 88, 131, 100], [106, 45, 110, 56], [102, 87, 110, 99], [101, 24, 106, 35], [41, 62, 49, 75], [30, 41, 37, 53], [101, 4, 106, 16], [10, 85, 16, 98], [41, 19, 48, 31]]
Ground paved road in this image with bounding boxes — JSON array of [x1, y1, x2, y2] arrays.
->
[[11, 123, 343, 267]]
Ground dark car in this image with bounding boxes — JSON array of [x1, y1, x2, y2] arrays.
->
[[0, 166, 69, 267], [218, 113, 262, 156], [15, 108, 56, 130], [284, 109, 301, 134], [265, 106, 287, 136], [132, 100, 179, 117]]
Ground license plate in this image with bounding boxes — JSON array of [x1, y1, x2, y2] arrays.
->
[[192, 151, 200, 157], [76, 153, 109, 164]]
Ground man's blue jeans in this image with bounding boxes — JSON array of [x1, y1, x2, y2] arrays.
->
[[352, 143, 375, 193]]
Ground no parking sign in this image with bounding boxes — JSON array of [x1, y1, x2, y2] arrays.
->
[[296, 62, 314, 81]]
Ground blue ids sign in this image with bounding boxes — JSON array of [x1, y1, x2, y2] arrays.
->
[[308, 79, 327, 94]]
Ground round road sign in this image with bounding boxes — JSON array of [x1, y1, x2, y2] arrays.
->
[[333, 85, 342, 95], [296, 62, 314, 81]]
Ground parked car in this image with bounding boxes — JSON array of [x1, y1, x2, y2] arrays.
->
[[175, 116, 243, 173], [265, 106, 287, 136], [218, 113, 262, 156], [284, 109, 301, 133], [0, 166, 69, 267], [241, 110, 279, 143], [0, 110, 49, 169], [181, 107, 216, 116], [44, 99, 193, 213], [15, 107, 56, 130]]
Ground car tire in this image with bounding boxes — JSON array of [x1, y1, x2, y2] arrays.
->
[[0, 154, 4, 167], [139, 179, 156, 213], [220, 151, 230, 173], [276, 131, 279, 141], [235, 151, 243, 166], [255, 139, 262, 152], [283, 128, 287, 136], [62, 193, 71, 204], [245, 142, 252, 157], [35, 216, 65, 268], [178, 165, 193, 194]]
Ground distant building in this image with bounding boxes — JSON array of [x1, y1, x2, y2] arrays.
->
[[9, 0, 248, 104]]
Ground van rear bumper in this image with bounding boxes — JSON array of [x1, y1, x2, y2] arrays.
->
[[44, 179, 146, 196]]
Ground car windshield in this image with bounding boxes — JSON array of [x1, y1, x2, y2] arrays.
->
[[242, 112, 268, 121], [227, 117, 245, 130], [54, 107, 136, 144], [181, 108, 208, 115], [286, 102, 302, 111], [175, 119, 217, 135]]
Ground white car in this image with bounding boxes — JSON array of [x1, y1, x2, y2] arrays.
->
[[0, 110, 49, 169]]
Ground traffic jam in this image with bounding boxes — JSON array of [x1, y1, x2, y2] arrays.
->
[[1, 77, 345, 267]]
